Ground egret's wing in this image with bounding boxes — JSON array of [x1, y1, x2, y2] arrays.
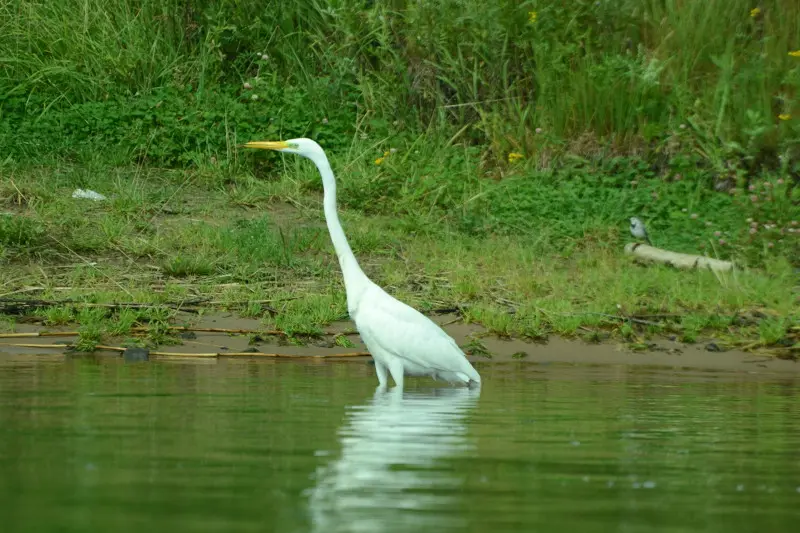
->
[[355, 286, 475, 375]]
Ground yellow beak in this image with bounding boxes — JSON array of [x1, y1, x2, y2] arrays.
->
[[243, 140, 290, 151]]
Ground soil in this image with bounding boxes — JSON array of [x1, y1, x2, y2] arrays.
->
[[1, 311, 796, 375]]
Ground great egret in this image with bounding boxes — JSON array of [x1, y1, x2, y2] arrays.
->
[[244, 138, 481, 390], [629, 216, 653, 245]]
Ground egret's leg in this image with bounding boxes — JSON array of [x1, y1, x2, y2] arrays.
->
[[374, 359, 388, 388], [373, 386, 389, 401], [386, 386, 403, 403], [388, 358, 405, 389]]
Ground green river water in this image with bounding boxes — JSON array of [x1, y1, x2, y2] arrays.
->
[[1, 358, 798, 532]]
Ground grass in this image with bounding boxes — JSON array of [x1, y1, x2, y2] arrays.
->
[[1, 1, 799, 169], [0, 143, 797, 356], [0, 2, 798, 357]]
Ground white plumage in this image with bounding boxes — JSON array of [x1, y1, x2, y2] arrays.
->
[[353, 283, 481, 388], [306, 387, 480, 532], [244, 138, 481, 390], [629, 216, 652, 245]]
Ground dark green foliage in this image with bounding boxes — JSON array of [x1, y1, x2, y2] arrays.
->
[[469, 163, 798, 264], [3, 0, 800, 168], [0, 84, 357, 166], [0, 0, 797, 272]]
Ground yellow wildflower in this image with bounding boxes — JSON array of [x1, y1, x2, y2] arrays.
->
[[374, 149, 393, 165], [508, 152, 524, 163], [750, 7, 761, 18], [528, 11, 537, 24], [789, 50, 800, 57], [778, 113, 791, 121]]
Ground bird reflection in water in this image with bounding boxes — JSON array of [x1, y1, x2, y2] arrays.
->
[[307, 387, 481, 533]]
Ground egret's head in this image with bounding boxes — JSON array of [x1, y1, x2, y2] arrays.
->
[[243, 137, 324, 160]]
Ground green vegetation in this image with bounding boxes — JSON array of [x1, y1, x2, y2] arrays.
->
[[0, 1, 798, 355], [3, 1, 800, 164], [0, 164, 796, 355]]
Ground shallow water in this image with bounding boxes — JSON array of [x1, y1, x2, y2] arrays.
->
[[1, 358, 798, 532]]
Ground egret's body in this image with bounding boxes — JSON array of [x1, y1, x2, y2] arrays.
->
[[629, 216, 652, 245], [245, 138, 481, 390]]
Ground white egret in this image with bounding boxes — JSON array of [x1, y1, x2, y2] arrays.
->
[[629, 216, 653, 245], [244, 138, 481, 390]]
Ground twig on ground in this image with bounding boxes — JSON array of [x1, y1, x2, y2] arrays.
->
[[0, 297, 280, 315], [0, 341, 370, 358], [0, 332, 77, 338], [0, 325, 355, 339]]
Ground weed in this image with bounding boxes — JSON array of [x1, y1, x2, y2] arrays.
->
[[0, 216, 44, 247], [240, 302, 269, 319], [619, 323, 637, 341], [680, 315, 707, 344], [162, 256, 216, 278], [108, 309, 143, 336], [75, 324, 103, 352], [759, 318, 789, 345], [463, 306, 515, 337], [0, 315, 16, 333], [463, 339, 492, 359], [37, 307, 75, 326], [334, 335, 355, 348], [270, 292, 347, 335]]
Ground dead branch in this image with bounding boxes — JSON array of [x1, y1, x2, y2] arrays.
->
[[0, 332, 77, 338], [624, 243, 735, 272], [0, 297, 278, 316], [0, 342, 370, 358], [0, 326, 354, 339]]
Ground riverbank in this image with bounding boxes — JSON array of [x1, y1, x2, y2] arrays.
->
[[1, 310, 798, 375], [1, 164, 797, 359]]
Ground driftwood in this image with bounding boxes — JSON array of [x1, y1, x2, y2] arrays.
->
[[0, 295, 461, 319], [0, 297, 279, 316], [0, 297, 209, 315], [624, 243, 735, 273], [0, 342, 370, 359], [0, 332, 77, 338], [0, 326, 356, 339]]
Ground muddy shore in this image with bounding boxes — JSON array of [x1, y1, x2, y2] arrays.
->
[[1, 311, 796, 375]]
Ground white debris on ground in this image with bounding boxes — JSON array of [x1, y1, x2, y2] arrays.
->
[[71, 189, 107, 201]]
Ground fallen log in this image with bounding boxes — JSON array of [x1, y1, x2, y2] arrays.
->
[[624, 243, 735, 273]]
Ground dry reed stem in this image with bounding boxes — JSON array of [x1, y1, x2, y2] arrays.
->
[[0, 332, 77, 338], [0, 342, 370, 358], [0, 326, 354, 338]]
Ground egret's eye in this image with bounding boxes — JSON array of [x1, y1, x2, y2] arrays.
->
[[287, 142, 299, 149]]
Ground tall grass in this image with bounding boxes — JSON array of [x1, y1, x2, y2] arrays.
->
[[0, 0, 188, 99], [2, 0, 799, 167]]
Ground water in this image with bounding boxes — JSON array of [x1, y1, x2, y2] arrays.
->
[[1, 358, 798, 532]]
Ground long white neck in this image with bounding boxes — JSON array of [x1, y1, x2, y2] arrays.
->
[[309, 153, 370, 307]]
